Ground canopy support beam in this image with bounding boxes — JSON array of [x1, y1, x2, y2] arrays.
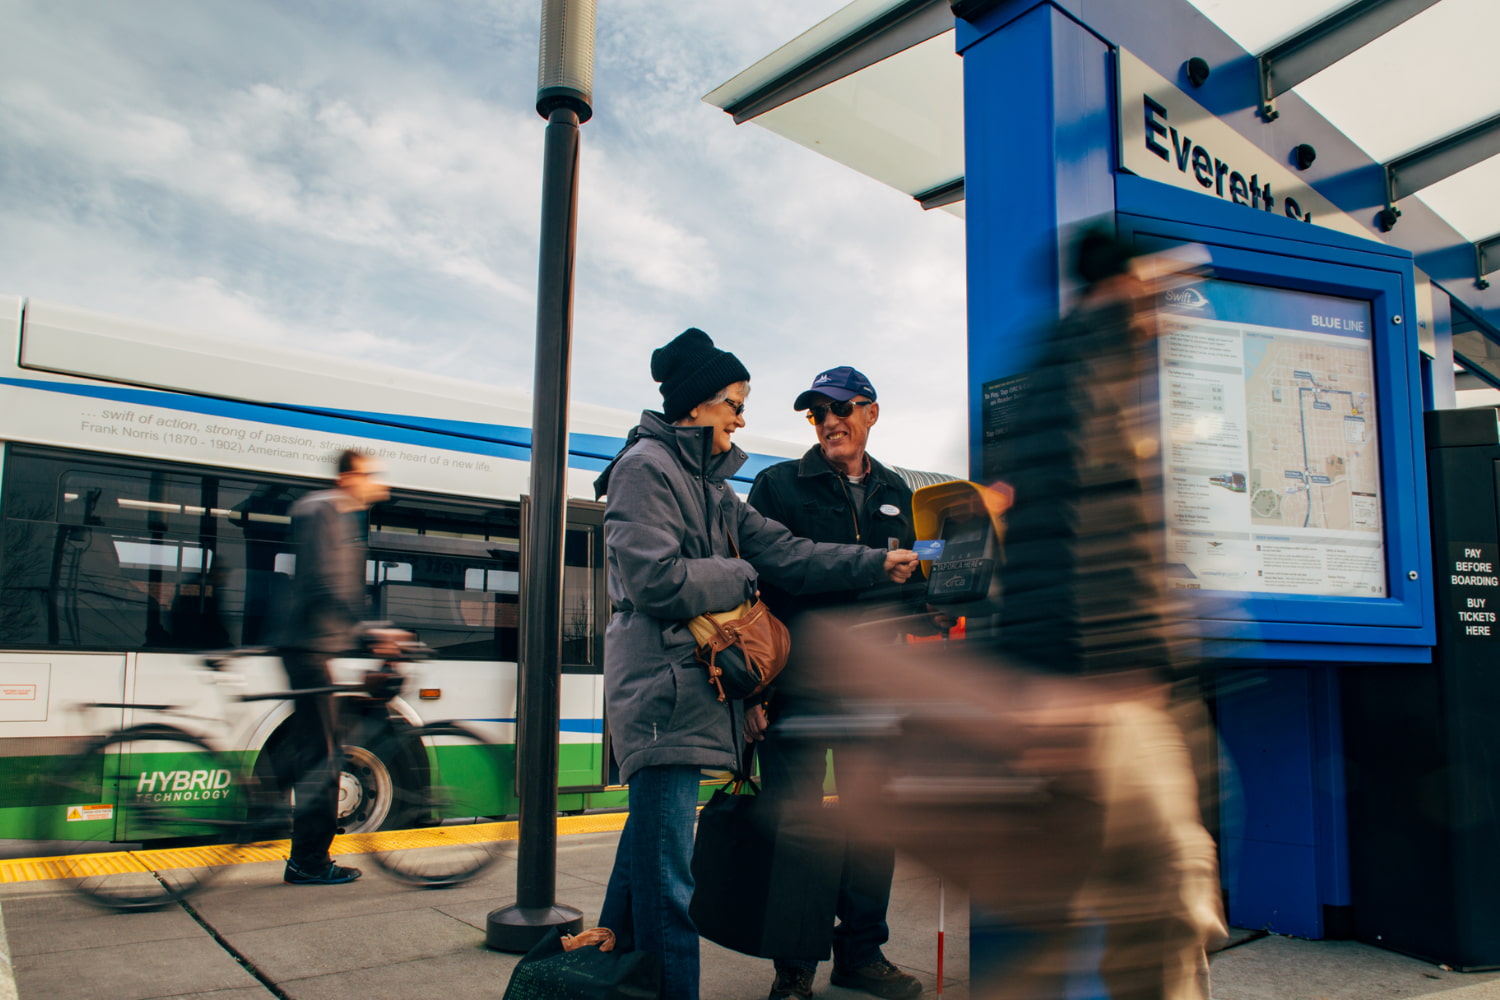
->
[[1475, 234, 1500, 290], [1380, 113, 1500, 230], [915, 177, 965, 210], [1258, 0, 1442, 121]]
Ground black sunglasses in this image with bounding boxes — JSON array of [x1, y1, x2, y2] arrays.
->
[[717, 397, 746, 417], [806, 399, 872, 424]]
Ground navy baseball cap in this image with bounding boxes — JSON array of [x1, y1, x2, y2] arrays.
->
[[793, 366, 877, 410]]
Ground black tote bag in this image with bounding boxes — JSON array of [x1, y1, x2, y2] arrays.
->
[[688, 755, 842, 961], [501, 927, 661, 1000]]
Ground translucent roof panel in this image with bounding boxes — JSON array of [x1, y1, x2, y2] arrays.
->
[[746, 31, 964, 208], [1452, 305, 1500, 388], [1183, 0, 1353, 55], [1290, 0, 1500, 163], [1414, 157, 1500, 243], [703, 0, 905, 111], [714, 0, 1500, 240]]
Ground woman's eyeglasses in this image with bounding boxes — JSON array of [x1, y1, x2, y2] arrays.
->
[[806, 400, 872, 424], [717, 397, 746, 417]]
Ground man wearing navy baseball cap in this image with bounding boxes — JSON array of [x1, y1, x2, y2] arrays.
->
[[748, 366, 924, 1000]]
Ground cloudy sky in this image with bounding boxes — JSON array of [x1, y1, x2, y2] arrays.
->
[[0, 0, 969, 477]]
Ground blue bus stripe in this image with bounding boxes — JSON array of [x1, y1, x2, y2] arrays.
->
[[1, 377, 782, 483], [470, 718, 603, 735]]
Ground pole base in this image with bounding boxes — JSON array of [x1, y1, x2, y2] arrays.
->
[[486, 903, 585, 953]]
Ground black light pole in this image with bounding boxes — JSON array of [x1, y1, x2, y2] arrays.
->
[[486, 0, 595, 952]]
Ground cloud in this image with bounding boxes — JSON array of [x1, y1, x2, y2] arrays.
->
[[0, 71, 543, 302], [0, 0, 970, 475]]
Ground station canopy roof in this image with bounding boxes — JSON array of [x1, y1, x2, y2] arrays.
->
[[705, 0, 967, 217], [705, 0, 1500, 381]]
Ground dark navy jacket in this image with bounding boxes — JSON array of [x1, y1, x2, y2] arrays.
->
[[748, 447, 924, 700], [748, 446, 917, 616]]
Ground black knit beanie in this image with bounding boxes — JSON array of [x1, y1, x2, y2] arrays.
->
[[651, 328, 751, 422]]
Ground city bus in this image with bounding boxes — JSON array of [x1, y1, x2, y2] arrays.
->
[[0, 295, 801, 844]]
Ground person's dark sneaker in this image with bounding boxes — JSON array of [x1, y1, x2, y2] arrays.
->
[[283, 859, 362, 885], [768, 965, 816, 1000], [830, 958, 922, 999]]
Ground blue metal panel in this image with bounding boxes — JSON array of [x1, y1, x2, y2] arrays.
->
[[1116, 173, 1411, 262], [1217, 666, 1329, 937], [1202, 639, 1431, 663], [962, 2, 1115, 480], [1225, 837, 1323, 937], [1116, 178, 1435, 651], [1312, 666, 1350, 910]]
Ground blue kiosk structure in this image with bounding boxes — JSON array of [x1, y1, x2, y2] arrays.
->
[[710, 0, 1500, 970]]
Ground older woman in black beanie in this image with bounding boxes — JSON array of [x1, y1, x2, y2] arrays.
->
[[592, 329, 918, 1000]]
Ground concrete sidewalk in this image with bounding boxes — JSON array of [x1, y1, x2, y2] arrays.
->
[[3, 827, 1500, 999]]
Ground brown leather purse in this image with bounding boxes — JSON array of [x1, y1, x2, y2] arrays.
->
[[687, 514, 791, 702], [688, 598, 791, 702]]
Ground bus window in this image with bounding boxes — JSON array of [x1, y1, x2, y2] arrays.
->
[[562, 525, 601, 671], [367, 496, 524, 662], [0, 447, 605, 665], [0, 448, 306, 650]]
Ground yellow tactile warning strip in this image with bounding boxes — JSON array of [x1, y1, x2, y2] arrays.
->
[[0, 852, 148, 882], [0, 811, 631, 885]]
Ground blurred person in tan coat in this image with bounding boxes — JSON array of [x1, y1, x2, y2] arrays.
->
[[795, 229, 1225, 1000]]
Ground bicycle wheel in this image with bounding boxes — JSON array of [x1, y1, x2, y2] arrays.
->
[[366, 722, 505, 886], [33, 725, 263, 910]]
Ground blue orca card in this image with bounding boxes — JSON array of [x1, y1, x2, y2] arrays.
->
[[913, 539, 945, 560]]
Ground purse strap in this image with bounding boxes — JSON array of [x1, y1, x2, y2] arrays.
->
[[727, 740, 760, 795]]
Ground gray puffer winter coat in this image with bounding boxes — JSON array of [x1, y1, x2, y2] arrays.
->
[[594, 411, 889, 782]]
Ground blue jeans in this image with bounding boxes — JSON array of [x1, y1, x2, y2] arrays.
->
[[599, 765, 703, 1000], [760, 730, 894, 973]]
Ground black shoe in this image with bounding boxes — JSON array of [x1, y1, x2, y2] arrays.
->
[[769, 966, 816, 1000], [284, 859, 362, 885], [830, 959, 922, 999]]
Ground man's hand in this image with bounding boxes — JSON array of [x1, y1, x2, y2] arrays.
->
[[743, 703, 769, 742], [883, 549, 919, 583]]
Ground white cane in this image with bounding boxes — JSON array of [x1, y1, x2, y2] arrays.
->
[[936, 876, 945, 995]]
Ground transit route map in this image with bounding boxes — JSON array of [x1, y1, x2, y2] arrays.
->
[[1156, 278, 1386, 598], [1243, 334, 1379, 533]]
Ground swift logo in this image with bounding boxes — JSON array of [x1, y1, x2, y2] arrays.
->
[[1164, 288, 1209, 311]]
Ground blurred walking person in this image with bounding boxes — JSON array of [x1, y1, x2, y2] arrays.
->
[[793, 231, 1225, 1000], [592, 329, 919, 1000], [274, 449, 407, 886], [977, 230, 1225, 999]]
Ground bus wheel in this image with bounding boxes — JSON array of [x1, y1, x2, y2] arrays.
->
[[337, 718, 406, 834], [253, 717, 411, 836], [337, 744, 394, 833]]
